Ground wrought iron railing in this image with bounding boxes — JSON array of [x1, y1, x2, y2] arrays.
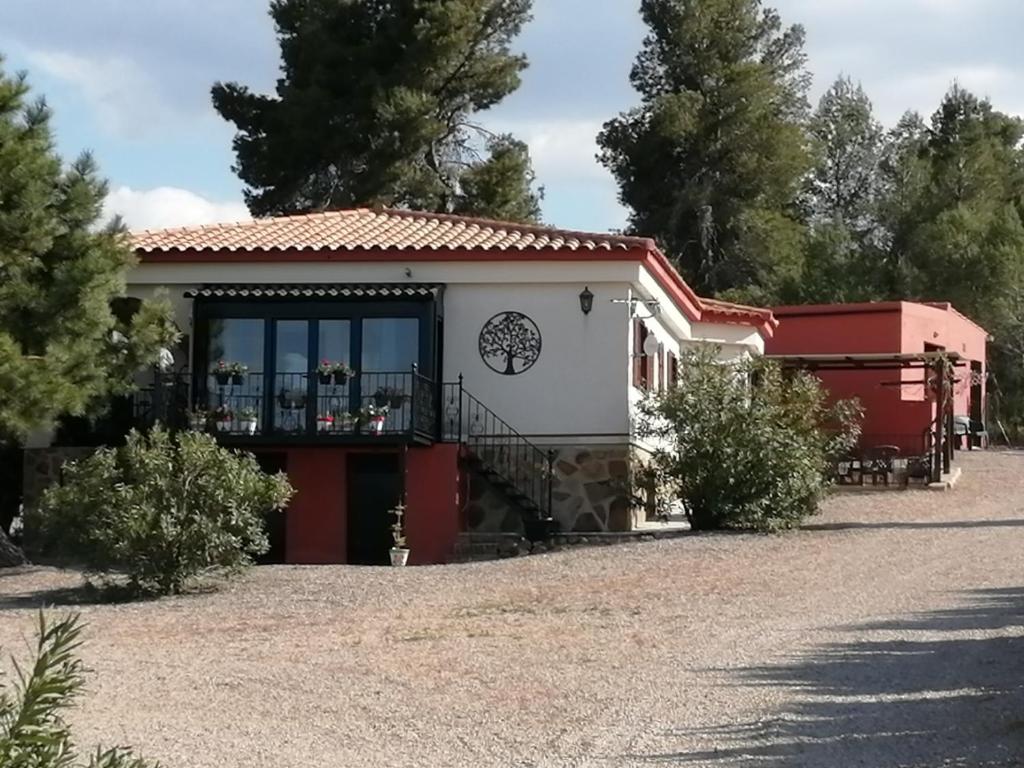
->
[[133, 367, 439, 440], [441, 376, 554, 523]]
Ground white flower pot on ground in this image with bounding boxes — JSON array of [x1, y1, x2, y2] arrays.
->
[[389, 547, 410, 567], [240, 419, 258, 435]]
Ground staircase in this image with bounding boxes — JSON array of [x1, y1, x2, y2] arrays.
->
[[441, 377, 558, 542]]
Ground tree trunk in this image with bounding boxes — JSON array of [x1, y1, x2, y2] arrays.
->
[[0, 528, 26, 567]]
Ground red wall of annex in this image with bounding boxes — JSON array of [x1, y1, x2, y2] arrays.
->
[[767, 302, 988, 455]]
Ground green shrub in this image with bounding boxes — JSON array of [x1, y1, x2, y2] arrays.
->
[[29, 426, 293, 595], [638, 348, 861, 532], [1, 612, 157, 768]]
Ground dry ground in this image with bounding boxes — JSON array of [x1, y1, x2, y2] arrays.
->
[[2, 451, 1024, 767]]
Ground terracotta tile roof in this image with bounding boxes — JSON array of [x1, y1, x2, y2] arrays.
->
[[700, 297, 778, 328], [131, 208, 655, 254]]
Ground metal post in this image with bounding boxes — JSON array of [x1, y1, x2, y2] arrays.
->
[[547, 448, 556, 519], [410, 364, 418, 438], [932, 360, 943, 484], [458, 373, 464, 443]]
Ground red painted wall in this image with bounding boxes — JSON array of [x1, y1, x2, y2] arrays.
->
[[251, 444, 461, 565], [404, 444, 462, 565], [767, 302, 988, 454], [282, 447, 348, 564]]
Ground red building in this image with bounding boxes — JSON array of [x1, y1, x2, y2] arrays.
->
[[766, 301, 989, 456]]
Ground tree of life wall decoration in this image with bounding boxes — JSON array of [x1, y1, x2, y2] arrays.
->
[[478, 311, 542, 375]]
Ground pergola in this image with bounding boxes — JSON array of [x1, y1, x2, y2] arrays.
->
[[764, 351, 966, 484]]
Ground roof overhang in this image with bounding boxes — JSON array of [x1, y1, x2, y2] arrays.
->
[[183, 283, 443, 300]]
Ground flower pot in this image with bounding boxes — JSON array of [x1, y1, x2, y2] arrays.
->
[[231, 374, 245, 385], [240, 419, 258, 436], [368, 415, 386, 435], [389, 547, 410, 567], [333, 371, 351, 385], [335, 417, 354, 432], [317, 419, 333, 432], [214, 373, 231, 386], [389, 395, 405, 409], [215, 420, 232, 432], [318, 373, 333, 385]]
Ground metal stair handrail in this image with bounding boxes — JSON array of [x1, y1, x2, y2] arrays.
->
[[441, 375, 555, 520]]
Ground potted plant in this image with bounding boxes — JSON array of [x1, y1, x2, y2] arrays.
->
[[389, 502, 409, 567], [333, 410, 355, 432], [277, 390, 307, 410], [374, 386, 405, 409], [213, 405, 233, 432], [238, 406, 259, 436], [316, 413, 335, 432], [187, 409, 208, 431], [360, 403, 389, 435], [212, 361, 232, 386], [316, 359, 335, 385], [332, 362, 355, 385], [229, 362, 248, 385]]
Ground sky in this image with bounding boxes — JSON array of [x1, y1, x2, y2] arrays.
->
[[1, 0, 1021, 234]]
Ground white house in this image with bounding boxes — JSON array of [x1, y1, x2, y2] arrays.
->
[[34, 209, 776, 564]]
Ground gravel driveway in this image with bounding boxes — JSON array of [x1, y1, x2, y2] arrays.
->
[[2, 451, 1023, 767]]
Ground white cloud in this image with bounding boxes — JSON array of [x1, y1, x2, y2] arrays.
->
[[491, 118, 610, 183], [26, 49, 184, 138], [104, 186, 250, 231]]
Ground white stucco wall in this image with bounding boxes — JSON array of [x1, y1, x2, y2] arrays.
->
[[125, 258, 767, 444]]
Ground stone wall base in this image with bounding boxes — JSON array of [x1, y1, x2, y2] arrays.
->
[[462, 443, 660, 536]]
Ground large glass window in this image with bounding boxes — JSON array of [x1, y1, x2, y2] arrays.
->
[[207, 318, 264, 372], [274, 320, 309, 433], [318, 320, 352, 368], [361, 318, 419, 372]]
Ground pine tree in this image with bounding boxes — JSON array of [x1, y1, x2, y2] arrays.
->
[[804, 76, 883, 235], [212, 0, 542, 222], [0, 62, 176, 444], [598, 0, 812, 296]]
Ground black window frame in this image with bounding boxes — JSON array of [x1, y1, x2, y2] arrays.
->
[[193, 297, 440, 432]]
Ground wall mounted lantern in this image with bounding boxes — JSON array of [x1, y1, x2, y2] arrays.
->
[[579, 286, 594, 315]]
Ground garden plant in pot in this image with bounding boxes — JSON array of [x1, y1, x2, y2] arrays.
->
[[316, 413, 334, 432], [333, 362, 355, 385], [238, 406, 259, 435], [360, 403, 389, 435], [374, 386, 405, 410], [316, 359, 335, 385], [333, 409, 355, 432], [229, 362, 248, 385], [213, 405, 233, 432], [187, 409, 208, 431], [212, 360, 232, 386], [390, 501, 409, 566]]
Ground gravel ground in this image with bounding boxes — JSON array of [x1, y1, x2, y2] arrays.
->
[[2, 451, 1024, 767]]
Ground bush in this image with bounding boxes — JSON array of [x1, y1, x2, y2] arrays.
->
[[1, 612, 157, 768], [638, 348, 861, 532], [29, 426, 293, 595]]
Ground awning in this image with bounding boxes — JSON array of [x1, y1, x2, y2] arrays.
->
[[184, 283, 442, 299]]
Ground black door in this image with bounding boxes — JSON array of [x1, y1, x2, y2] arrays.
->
[[347, 453, 401, 565], [254, 452, 288, 564]]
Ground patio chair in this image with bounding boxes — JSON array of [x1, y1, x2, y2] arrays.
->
[[863, 445, 900, 486]]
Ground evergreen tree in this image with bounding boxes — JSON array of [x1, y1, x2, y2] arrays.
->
[[212, 0, 542, 222], [804, 76, 883, 236], [598, 0, 812, 296], [873, 111, 930, 296], [0, 62, 176, 443]]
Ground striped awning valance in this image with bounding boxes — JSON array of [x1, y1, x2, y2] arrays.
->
[[184, 283, 442, 300]]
